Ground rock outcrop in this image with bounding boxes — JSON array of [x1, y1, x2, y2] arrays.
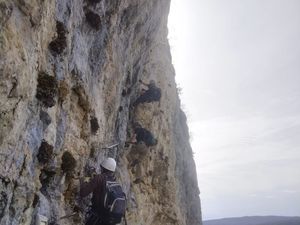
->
[[0, 0, 202, 225]]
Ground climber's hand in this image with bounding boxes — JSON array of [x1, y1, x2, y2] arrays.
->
[[80, 176, 91, 183]]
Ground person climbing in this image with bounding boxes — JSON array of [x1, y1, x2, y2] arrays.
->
[[132, 79, 161, 106], [126, 123, 158, 147], [80, 158, 126, 225]]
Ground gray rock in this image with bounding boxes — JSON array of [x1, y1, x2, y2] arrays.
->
[[0, 0, 202, 225]]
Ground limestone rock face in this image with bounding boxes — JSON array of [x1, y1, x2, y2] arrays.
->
[[0, 0, 202, 225]]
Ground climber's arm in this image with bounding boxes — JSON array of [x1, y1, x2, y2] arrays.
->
[[79, 175, 99, 198]]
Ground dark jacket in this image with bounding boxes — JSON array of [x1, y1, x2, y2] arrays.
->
[[80, 172, 115, 215], [133, 83, 161, 106], [135, 127, 157, 146]]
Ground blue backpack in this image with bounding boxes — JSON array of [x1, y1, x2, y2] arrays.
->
[[102, 180, 126, 224]]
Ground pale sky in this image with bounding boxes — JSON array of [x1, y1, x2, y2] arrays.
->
[[168, 0, 300, 220]]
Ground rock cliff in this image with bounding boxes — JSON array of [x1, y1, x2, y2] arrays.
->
[[0, 0, 202, 224]]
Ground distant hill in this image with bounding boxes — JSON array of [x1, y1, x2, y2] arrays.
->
[[203, 216, 300, 225]]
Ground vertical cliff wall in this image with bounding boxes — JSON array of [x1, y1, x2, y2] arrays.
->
[[0, 0, 202, 224]]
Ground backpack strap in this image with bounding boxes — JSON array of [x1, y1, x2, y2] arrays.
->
[[103, 172, 116, 182], [124, 211, 128, 225]]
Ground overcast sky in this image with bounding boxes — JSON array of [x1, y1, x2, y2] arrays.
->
[[168, 0, 300, 220]]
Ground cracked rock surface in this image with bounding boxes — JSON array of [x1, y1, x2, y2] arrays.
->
[[0, 0, 202, 224]]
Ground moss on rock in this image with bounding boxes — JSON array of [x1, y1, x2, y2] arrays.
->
[[37, 140, 54, 164], [36, 72, 58, 107], [85, 10, 101, 30], [49, 21, 67, 55], [61, 151, 76, 174]]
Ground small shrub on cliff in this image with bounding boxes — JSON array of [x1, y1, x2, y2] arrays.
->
[[85, 10, 101, 30], [61, 151, 77, 174], [37, 140, 54, 164], [36, 72, 58, 107], [49, 21, 67, 55]]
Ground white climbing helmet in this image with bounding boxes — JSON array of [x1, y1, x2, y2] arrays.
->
[[101, 157, 116, 172]]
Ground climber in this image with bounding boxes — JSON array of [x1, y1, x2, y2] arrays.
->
[[132, 79, 161, 106], [126, 123, 158, 147], [79, 158, 126, 225]]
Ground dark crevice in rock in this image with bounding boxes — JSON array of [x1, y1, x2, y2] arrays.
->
[[48, 222, 58, 225], [36, 72, 58, 108], [49, 21, 67, 56], [86, 0, 101, 4], [8, 78, 18, 98], [132, 63, 140, 85], [120, 5, 138, 29], [0, 191, 8, 219], [0, 110, 14, 145], [18, 155, 27, 177], [12, 97, 22, 116], [8, 186, 16, 219], [85, 10, 101, 30], [126, 73, 131, 85], [37, 140, 54, 164], [32, 194, 39, 208], [126, 87, 131, 95], [122, 88, 131, 97], [0, 2, 13, 27], [89, 146, 96, 158], [0, 176, 11, 187], [39, 169, 56, 197], [61, 151, 76, 175], [90, 116, 99, 134]]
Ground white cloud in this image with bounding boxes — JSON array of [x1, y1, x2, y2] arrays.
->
[[191, 114, 300, 218], [169, 0, 300, 220]]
